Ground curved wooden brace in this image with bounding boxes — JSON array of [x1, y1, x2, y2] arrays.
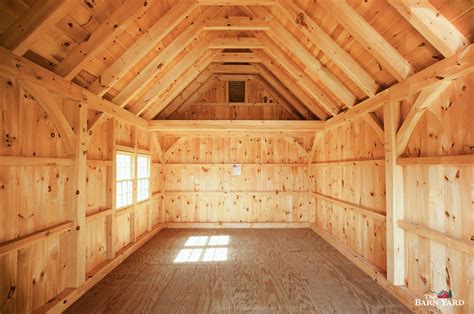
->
[[21, 80, 76, 154], [163, 137, 191, 163]]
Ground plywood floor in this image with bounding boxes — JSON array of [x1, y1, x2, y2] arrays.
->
[[67, 229, 409, 313]]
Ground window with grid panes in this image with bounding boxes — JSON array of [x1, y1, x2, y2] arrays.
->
[[116, 152, 134, 208], [136, 154, 150, 202]]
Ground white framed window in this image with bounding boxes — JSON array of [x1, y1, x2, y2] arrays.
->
[[116, 152, 134, 208], [136, 154, 150, 202]]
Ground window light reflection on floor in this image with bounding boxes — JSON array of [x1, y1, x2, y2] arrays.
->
[[174, 235, 229, 263]]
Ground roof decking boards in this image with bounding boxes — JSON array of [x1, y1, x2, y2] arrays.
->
[[0, 0, 471, 127], [0, 1, 472, 313]]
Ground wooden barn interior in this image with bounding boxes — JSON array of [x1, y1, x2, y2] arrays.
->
[[0, 0, 472, 312]]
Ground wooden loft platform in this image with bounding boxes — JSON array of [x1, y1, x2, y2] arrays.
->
[[0, 0, 472, 313]]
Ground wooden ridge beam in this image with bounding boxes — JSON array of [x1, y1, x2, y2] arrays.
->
[[0, 221, 74, 256], [325, 44, 474, 129], [319, 0, 414, 82], [396, 82, 452, 155], [276, 0, 378, 97], [54, 1, 147, 80], [388, 0, 469, 58], [0, 0, 70, 56], [88, 2, 198, 96], [398, 220, 474, 256]]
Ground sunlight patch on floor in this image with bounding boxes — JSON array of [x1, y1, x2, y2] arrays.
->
[[174, 235, 230, 263]]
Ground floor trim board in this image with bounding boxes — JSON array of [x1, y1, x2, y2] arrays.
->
[[309, 223, 438, 314], [34, 223, 166, 314], [166, 222, 310, 228]]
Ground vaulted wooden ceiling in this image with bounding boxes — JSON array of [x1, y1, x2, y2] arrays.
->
[[0, 0, 471, 126]]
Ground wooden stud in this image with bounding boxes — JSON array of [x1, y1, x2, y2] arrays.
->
[[383, 101, 405, 286]]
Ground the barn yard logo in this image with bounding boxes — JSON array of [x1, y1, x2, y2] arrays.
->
[[415, 289, 465, 307]]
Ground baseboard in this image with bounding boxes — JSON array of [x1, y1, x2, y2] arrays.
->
[[34, 223, 166, 314], [165, 222, 310, 228], [309, 224, 438, 314]]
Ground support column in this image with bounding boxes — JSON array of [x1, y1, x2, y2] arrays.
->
[[67, 100, 87, 287], [383, 101, 405, 285], [106, 117, 116, 259]]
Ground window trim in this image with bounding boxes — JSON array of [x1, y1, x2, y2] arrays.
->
[[116, 151, 134, 209], [136, 153, 151, 203]]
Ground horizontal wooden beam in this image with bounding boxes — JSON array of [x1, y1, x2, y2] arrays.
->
[[213, 52, 262, 63], [86, 209, 113, 223], [311, 158, 384, 166], [213, 64, 259, 74], [0, 156, 74, 167], [165, 191, 309, 195], [398, 220, 474, 256], [397, 154, 474, 166], [204, 17, 270, 30], [87, 159, 113, 167], [209, 37, 264, 49], [0, 47, 147, 128], [148, 120, 324, 133], [0, 221, 74, 256], [325, 44, 474, 129], [167, 222, 309, 228], [197, 0, 276, 4], [312, 192, 386, 221], [191, 102, 278, 107]]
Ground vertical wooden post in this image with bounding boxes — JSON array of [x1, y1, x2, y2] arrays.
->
[[383, 101, 405, 285], [130, 125, 138, 242], [106, 117, 116, 259], [67, 100, 87, 287]]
